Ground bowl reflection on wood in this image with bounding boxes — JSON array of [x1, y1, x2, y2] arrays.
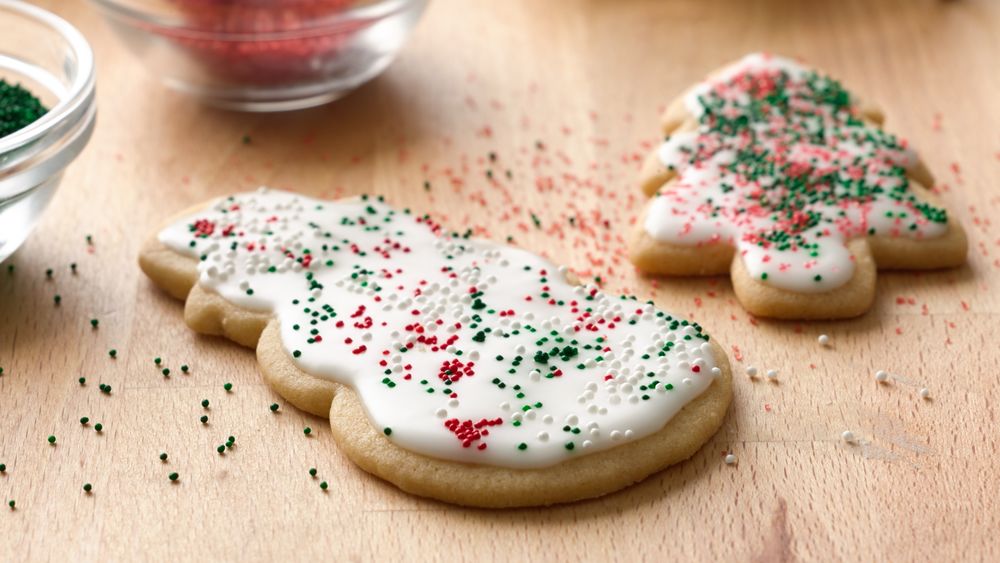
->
[[92, 0, 429, 111]]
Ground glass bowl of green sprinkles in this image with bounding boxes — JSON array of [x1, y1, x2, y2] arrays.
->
[[90, 0, 428, 111], [0, 0, 97, 263]]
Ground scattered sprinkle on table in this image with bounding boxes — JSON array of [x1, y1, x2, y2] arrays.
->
[[217, 445, 226, 454], [168, 472, 179, 482], [200, 415, 209, 424], [83, 483, 92, 493], [201, 399, 210, 409], [0, 463, 6, 472], [841, 430, 856, 443], [99, 384, 111, 394], [90, 319, 99, 328], [875, 370, 889, 383], [766, 369, 778, 380], [724, 453, 737, 465], [159, 452, 168, 461], [162, 368, 170, 377], [224, 383, 233, 392], [269, 403, 279, 412], [745, 366, 758, 378], [80, 417, 89, 425], [53, 294, 61, 306], [180, 364, 189, 373], [7, 500, 14, 509], [818, 334, 829, 347], [309, 468, 317, 477], [94, 423, 103, 433], [78, 377, 86, 385], [47, 435, 56, 445], [108, 349, 117, 359], [320, 481, 328, 491], [919, 388, 931, 400], [303, 427, 312, 436], [154, 357, 161, 365]]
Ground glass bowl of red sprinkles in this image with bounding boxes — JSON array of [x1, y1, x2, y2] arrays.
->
[[90, 0, 428, 111], [0, 0, 97, 263]]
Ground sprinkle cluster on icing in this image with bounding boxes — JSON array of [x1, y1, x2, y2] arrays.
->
[[644, 53, 949, 293], [159, 189, 720, 469]]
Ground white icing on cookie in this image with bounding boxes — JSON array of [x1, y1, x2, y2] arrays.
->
[[647, 53, 949, 293], [160, 189, 720, 469]]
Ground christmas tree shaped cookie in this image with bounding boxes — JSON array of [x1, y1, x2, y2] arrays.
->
[[630, 53, 967, 319], [140, 188, 732, 507]]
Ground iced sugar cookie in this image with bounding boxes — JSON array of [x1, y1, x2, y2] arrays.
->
[[139, 189, 732, 507], [630, 53, 967, 319]]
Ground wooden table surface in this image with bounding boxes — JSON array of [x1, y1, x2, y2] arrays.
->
[[2, 0, 999, 560]]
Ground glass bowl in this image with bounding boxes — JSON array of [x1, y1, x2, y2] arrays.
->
[[0, 0, 97, 264], [90, 0, 429, 111]]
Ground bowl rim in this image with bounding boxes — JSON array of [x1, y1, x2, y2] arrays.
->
[[88, 0, 420, 40], [0, 0, 96, 156]]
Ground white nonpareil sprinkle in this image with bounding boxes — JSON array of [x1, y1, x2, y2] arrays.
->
[[818, 334, 829, 346], [765, 369, 778, 380], [745, 366, 758, 378], [724, 454, 737, 465], [874, 370, 888, 383], [919, 388, 930, 400], [841, 430, 856, 443]]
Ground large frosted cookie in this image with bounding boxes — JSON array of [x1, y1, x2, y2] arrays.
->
[[630, 53, 967, 319], [139, 188, 732, 507]]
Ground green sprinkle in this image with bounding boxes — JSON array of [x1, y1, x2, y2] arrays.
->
[[108, 349, 117, 358], [78, 377, 85, 385], [53, 294, 61, 305], [200, 415, 208, 424], [154, 357, 161, 365], [180, 365, 189, 373], [269, 403, 279, 412], [0, 464, 5, 472], [47, 435, 56, 445], [320, 481, 328, 490], [383, 427, 392, 436], [0, 79, 47, 137], [159, 452, 168, 461], [564, 442, 574, 451], [201, 399, 210, 409], [94, 423, 103, 432], [168, 472, 179, 482], [8, 500, 14, 509], [224, 382, 233, 392], [90, 318, 99, 328], [83, 483, 92, 493], [303, 427, 312, 436], [162, 368, 170, 376], [309, 468, 317, 477], [80, 417, 89, 425], [217, 445, 226, 454]]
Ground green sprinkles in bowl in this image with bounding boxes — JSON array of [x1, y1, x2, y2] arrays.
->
[[0, 79, 46, 138]]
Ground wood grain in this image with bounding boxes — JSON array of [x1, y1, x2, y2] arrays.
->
[[2, 0, 999, 560]]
